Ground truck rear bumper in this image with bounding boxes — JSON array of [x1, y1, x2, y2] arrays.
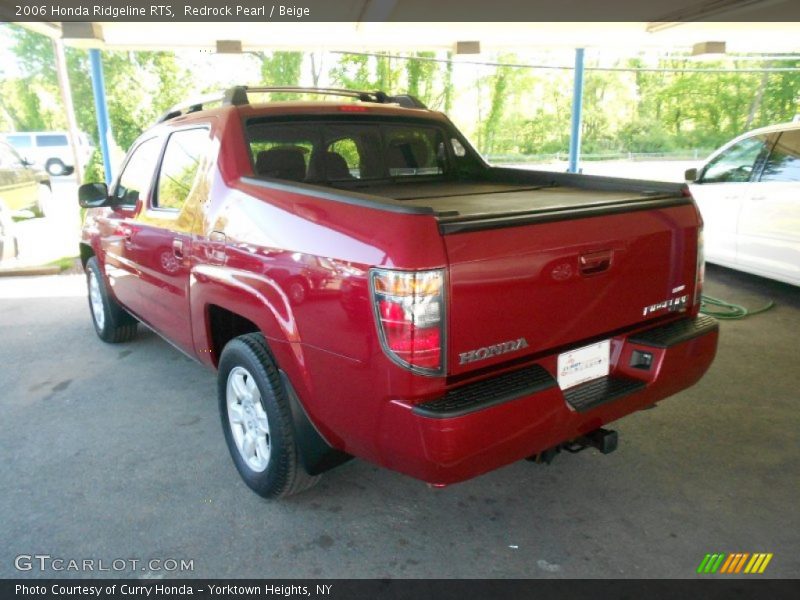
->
[[378, 315, 718, 485]]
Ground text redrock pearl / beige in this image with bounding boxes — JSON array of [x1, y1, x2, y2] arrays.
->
[[185, 5, 311, 17]]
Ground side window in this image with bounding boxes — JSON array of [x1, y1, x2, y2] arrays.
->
[[6, 135, 32, 149], [112, 137, 162, 207], [155, 128, 210, 211], [760, 130, 800, 183], [35, 134, 68, 147], [701, 136, 768, 183]]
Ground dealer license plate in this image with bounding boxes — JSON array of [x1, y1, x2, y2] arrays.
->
[[557, 340, 611, 390]]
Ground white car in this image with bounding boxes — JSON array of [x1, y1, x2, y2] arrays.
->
[[687, 122, 800, 287], [2, 131, 93, 176]]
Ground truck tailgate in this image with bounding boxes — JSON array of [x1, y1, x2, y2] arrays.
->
[[442, 201, 700, 377]]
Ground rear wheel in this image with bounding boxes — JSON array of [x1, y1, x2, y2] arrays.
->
[[218, 333, 319, 498], [45, 159, 67, 177], [85, 256, 137, 343]]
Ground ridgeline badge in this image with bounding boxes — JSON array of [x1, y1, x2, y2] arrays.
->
[[642, 294, 688, 317]]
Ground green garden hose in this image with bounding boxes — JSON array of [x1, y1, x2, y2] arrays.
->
[[700, 294, 775, 320]]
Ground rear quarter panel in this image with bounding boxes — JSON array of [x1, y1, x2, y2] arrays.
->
[[188, 110, 450, 456]]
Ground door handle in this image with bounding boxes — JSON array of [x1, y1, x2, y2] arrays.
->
[[750, 196, 767, 201], [208, 230, 226, 264], [172, 238, 184, 259], [580, 250, 613, 275], [119, 226, 132, 240]]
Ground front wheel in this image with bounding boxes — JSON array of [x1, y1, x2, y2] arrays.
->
[[85, 256, 138, 343], [218, 333, 319, 498]]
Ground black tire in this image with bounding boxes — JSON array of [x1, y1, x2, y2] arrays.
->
[[218, 333, 319, 498], [45, 159, 67, 177], [85, 256, 138, 343]]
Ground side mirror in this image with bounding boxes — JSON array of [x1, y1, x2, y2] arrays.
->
[[20, 158, 34, 168], [684, 167, 698, 182], [78, 182, 110, 208]]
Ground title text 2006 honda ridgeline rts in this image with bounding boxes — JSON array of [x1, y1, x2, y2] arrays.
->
[[79, 87, 718, 497]]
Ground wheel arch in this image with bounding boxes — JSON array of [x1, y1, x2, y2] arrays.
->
[[204, 300, 351, 476], [190, 265, 311, 395], [79, 242, 95, 268]]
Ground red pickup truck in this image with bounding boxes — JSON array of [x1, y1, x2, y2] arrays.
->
[[78, 86, 718, 498]]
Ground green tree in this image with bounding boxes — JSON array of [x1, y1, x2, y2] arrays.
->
[[328, 54, 372, 90], [3, 25, 192, 161], [254, 51, 303, 100], [406, 52, 436, 104]]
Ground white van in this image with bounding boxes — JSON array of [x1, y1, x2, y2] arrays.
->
[[2, 131, 93, 176]]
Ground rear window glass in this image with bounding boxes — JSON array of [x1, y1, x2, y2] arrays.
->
[[36, 134, 68, 147], [246, 120, 449, 183]]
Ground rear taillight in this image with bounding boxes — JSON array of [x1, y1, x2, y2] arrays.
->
[[694, 228, 705, 308], [370, 268, 445, 375]]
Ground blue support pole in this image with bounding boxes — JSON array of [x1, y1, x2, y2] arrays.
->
[[89, 49, 113, 184], [567, 48, 585, 174]]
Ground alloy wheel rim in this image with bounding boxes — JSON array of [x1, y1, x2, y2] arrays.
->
[[226, 366, 271, 472], [88, 271, 105, 330]]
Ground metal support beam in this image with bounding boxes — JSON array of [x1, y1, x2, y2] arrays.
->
[[568, 48, 585, 174], [52, 38, 83, 184], [88, 49, 113, 184]]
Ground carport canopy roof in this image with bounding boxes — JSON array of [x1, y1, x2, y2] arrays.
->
[[21, 0, 800, 55]]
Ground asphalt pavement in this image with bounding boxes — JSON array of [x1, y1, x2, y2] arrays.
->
[[0, 264, 798, 579]]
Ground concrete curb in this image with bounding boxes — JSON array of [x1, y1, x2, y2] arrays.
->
[[0, 265, 61, 277]]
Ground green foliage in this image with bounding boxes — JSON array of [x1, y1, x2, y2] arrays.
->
[[257, 51, 303, 100], [100, 50, 192, 149], [328, 54, 372, 90], [406, 52, 436, 105], [3, 24, 798, 167], [3, 25, 192, 155], [82, 149, 105, 183]]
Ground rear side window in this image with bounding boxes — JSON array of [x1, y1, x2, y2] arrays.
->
[[6, 135, 32, 149], [760, 130, 800, 182], [113, 137, 162, 207], [154, 128, 211, 211], [35, 134, 68, 147], [702, 136, 769, 183]]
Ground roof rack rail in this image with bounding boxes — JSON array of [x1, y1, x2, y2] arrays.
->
[[157, 85, 427, 122]]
